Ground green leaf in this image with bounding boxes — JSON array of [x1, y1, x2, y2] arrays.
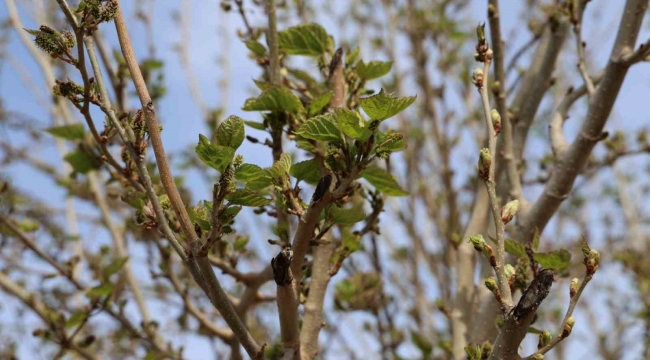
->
[[216, 115, 245, 150], [361, 166, 408, 196], [532, 228, 540, 253], [278, 23, 329, 56], [64, 150, 98, 174], [102, 256, 129, 280], [346, 47, 360, 66], [504, 238, 527, 258], [295, 114, 342, 142], [356, 60, 393, 80], [290, 158, 322, 185], [188, 205, 211, 231], [65, 312, 87, 329], [244, 39, 267, 57], [267, 153, 292, 180], [328, 203, 366, 226], [375, 131, 406, 152], [227, 189, 272, 206], [244, 120, 266, 131], [86, 282, 114, 298], [341, 229, 361, 252], [359, 88, 416, 121], [242, 86, 304, 114], [246, 176, 273, 191], [195, 134, 236, 172], [296, 137, 318, 152], [534, 249, 572, 270], [335, 108, 372, 141], [235, 163, 266, 182], [308, 91, 333, 116], [233, 236, 249, 252], [221, 206, 242, 221], [45, 124, 85, 140]]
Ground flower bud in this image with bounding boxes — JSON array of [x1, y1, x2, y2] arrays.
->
[[585, 249, 600, 275], [500, 200, 519, 225], [469, 235, 487, 252], [491, 109, 501, 134], [562, 317, 575, 338], [478, 148, 491, 180], [505, 263, 516, 283], [570, 278, 579, 298], [472, 68, 484, 87], [532, 355, 544, 360], [538, 330, 552, 349], [484, 276, 498, 293]]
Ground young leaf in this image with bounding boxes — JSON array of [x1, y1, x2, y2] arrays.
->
[[188, 205, 211, 231], [290, 158, 322, 185], [361, 166, 408, 196], [65, 312, 88, 329], [278, 23, 329, 56], [242, 86, 304, 114], [244, 120, 266, 131], [295, 113, 342, 142], [356, 60, 393, 80], [64, 150, 99, 174], [216, 115, 245, 150], [235, 163, 266, 182], [504, 238, 527, 258], [227, 189, 272, 206], [102, 256, 129, 280], [233, 236, 249, 252], [244, 39, 267, 57], [328, 203, 366, 226], [359, 88, 416, 121], [375, 131, 406, 152], [45, 124, 85, 140], [308, 91, 333, 116], [267, 153, 292, 180], [335, 108, 372, 141], [346, 47, 360, 66], [534, 249, 572, 270], [195, 134, 236, 172], [86, 282, 114, 298]]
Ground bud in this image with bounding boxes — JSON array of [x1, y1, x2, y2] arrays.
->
[[484, 276, 499, 293], [491, 109, 501, 134], [532, 355, 545, 360], [538, 330, 552, 349], [469, 235, 487, 252], [570, 278, 579, 298], [585, 249, 600, 275], [504, 264, 516, 282], [500, 199, 519, 225], [478, 148, 491, 180], [472, 68, 484, 87], [486, 48, 493, 61], [481, 340, 493, 357], [476, 23, 486, 43], [562, 317, 575, 338], [159, 194, 171, 210]]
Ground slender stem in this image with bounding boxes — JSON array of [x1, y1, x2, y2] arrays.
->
[[266, 0, 281, 86], [488, 0, 528, 211], [87, 172, 155, 326], [82, 35, 186, 261], [478, 56, 514, 310], [524, 274, 593, 359], [112, 3, 262, 358]]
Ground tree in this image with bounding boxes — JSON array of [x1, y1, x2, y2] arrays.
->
[[1, 0, 649, 359]]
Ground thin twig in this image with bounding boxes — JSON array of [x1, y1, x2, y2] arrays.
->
[[112, 3, 263, 358], [477, 51, 514, 311]]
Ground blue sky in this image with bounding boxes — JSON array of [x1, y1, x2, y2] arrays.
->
[[1, 1, 649, 359]]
